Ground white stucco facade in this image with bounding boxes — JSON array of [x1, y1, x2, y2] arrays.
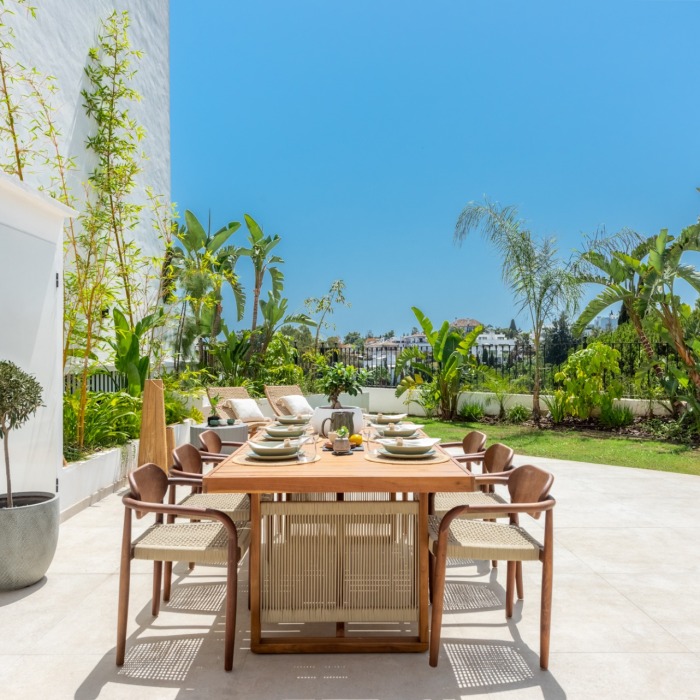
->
[[0, 176, 75, 495], [0, 1, 170, 496], [6, 0, 170, 260]]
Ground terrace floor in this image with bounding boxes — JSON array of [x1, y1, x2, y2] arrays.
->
[[1, 456, 699, 699]]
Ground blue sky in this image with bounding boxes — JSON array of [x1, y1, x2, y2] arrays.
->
[[170, 1, 700, 339]]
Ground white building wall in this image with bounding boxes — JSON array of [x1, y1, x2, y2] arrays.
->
[[0, 176, 75, 495], [6, 0, 170, 261]]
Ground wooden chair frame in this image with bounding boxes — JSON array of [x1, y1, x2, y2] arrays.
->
[[429, 465, 555, 669], [117, 464, 241, 671]]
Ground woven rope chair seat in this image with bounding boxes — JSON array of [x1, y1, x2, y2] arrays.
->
[[428, 517, 542, 561], [133, 522, 231, 564], [433, 490, 507, 518], [178, 492, 250, 522]]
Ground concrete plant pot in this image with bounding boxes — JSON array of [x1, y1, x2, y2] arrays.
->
[[0, 492, 59, 590]]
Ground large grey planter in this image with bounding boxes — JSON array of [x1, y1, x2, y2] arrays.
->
[[0, 492, 59, 590]]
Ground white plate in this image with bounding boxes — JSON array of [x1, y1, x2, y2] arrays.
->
[[376, 448, 436, 460], [246, 451, 300, 461]]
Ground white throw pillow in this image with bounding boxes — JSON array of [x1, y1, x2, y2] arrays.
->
[[223, 398, 266, 422], [279, 394, 314, 416]]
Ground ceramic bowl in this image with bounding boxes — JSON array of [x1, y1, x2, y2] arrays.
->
[[276, 414, 311, 425], [248, 440, 301, 457], [369, 413, 408, 425], [266, 425, 306, 438], [375, 437, 440, 455], [374, 423, 423, 438]]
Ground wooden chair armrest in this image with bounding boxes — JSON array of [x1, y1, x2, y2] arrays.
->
[[199, 451, 226, 462], [440, 497, 556, 531], [473, 474, 510, 485], [169, 468, 203, 482], [452, 451, 487, 461]]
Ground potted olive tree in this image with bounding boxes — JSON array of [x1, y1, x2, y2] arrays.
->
[[312, 362, 368, 436], [0, 360, 60, 590]]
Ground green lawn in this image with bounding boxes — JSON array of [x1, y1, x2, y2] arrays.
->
[[420, 418, 700, 476]]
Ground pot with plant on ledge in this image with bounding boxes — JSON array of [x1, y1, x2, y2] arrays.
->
[[0, 360, 59, 590], [312, 362, 368, 437], [207, 393, 222, 426]]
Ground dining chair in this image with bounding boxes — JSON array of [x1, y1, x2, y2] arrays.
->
[[170, 444, 251, 523], [117, 463, 243, 671], [440, 430, 487, 470], [199, 428, 245, 454], [429, 443, 515, 516], [428, 464, 556, 669]]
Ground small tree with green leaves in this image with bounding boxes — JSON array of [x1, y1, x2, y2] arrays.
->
[[320, 362, 368, 408], [554, 342, 623, 420], [0, 361, 43, 508]]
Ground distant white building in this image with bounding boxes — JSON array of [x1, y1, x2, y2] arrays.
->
[[595, 311, 619, 332], [474, 330, 517, 363]]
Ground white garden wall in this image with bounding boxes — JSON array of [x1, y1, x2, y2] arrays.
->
[[0, 176, 75, 495], [365, 387, 669, 418]]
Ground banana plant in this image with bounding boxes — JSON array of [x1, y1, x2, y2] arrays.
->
[[210, 326, 252, 384], [257, 291, 315, 355], [239, 214, 284, 330], [108, 308, 164, 396], [395, 307, 483, 420]]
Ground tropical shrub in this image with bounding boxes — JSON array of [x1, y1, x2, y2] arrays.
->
[[554, 342, 623, 420], [458, 401, 485, 422], [599, 403, 634, 429], [543, 392, 567, 424], [506, 404, 531, 423], [63, 391, 141, 460]]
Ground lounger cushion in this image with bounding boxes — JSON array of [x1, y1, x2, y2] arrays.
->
[[278, 395, 314, 416], [222, 397, 266, 422]]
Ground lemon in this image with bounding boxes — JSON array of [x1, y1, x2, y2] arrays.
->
[[349, 433, 363, 446]]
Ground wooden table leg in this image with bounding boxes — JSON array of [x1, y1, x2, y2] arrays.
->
[[250, 494, 262, 650], [418, 493, 429, 646]]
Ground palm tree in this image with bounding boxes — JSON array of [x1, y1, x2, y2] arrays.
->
[[637, 225, 700, 392], [454, 199, 580, 419], [573, 230, 661, 376], [240, 214, 284, 331]]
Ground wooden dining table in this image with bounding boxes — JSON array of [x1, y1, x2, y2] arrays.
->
[[203, 438, 475, 654]]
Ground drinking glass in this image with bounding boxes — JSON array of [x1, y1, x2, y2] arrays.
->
[[301, 427, 318, 462]]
